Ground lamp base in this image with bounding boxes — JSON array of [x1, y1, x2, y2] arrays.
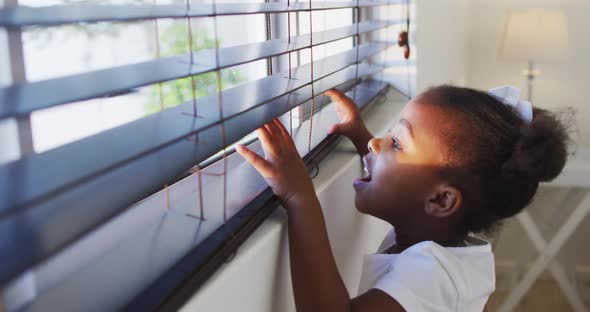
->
[[523, 60, 537, 102], [521, 68, 540, 78]]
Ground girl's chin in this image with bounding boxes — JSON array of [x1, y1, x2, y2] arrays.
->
[[354, 193, 370, 214]]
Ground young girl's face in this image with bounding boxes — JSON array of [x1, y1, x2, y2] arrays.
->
[[354, 99, 455, 222]]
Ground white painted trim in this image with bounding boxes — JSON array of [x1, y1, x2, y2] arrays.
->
[[0, 3, 38, 311], [0, 0, 34, 165], [0, 0, 21, 166], [1, 0, 34, 157]]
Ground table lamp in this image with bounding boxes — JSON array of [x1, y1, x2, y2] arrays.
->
[[498, 9, 568, 102]]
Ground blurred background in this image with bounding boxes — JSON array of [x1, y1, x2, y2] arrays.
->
[[1, 0, 588, 311]]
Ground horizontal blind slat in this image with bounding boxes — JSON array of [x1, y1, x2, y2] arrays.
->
[[0, 41, 388, 216], [0, 19, 400, 119], [0, 1, 404, 27], [0, 74, 386, 287]]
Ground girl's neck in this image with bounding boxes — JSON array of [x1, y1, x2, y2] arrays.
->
[[393, 225, 466, 248]]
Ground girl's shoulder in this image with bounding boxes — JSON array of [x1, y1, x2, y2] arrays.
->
[[368, 234, 495, 311]]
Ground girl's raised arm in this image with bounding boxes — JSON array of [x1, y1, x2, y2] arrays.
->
[[236, 119, 403, 312]]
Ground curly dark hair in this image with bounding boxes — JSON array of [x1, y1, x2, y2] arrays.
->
[[419, 85, 572, 234]]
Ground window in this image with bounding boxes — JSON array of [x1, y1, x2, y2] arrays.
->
[[0, 1, 415, 311], [21, 0, 267, 152]]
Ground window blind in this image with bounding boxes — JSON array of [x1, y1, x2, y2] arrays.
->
[[0, 1, 400, 26], [0, 0, 414, 310]]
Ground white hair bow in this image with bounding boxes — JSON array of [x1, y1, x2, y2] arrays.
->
[[488, 86, 533, 124]]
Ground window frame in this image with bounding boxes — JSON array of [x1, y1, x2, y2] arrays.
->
[[0, 0, 34, 163]]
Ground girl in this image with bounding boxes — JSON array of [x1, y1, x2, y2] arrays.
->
[[235, 85, 570, 311]]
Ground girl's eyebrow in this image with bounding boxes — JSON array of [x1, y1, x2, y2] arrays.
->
[[399, 118, 414, 138]]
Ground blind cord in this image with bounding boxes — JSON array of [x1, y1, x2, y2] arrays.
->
[[265, 0, 273, 76], [287, 0, 293, 80], [183, 0, 206, 221], [186, 0, 199, 117], [405, 0, 412, 98], [352, 0, 360, 105], [379, 1, 388, 88], [209, 0, 230, 224], [307, 0, 316, 153], [154, 0, 164, 112], [288, 0, 293, 136]]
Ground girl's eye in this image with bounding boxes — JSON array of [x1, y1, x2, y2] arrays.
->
[[391, 137, 402, 151]]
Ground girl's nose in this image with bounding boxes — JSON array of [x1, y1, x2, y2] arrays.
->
[[368, 138, 381, 155]]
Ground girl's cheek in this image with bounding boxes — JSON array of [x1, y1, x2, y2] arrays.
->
[[385, 154, 400, 172]]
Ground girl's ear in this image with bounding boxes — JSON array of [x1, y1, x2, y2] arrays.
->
[[425, 185, 462, 218]]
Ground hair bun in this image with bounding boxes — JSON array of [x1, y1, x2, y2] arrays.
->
[[502, 108, 570, 182]]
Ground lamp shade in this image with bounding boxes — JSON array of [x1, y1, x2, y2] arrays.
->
[[499, 9, 568, 62]]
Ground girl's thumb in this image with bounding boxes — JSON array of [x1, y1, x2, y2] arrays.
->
[[328, 124, 341, 134]]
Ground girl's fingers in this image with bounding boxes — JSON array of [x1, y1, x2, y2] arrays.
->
[[236, 144, 273, 176], [256, 126, 279, 157], [324, 89, 342, 98], [265, 119, 281, 137], [274, 118, 289, 137], [264, 120, 285, 150], [273, 119, 296, 149], [324, 89, 350, 104], [327, 123, 341, 135], [326, 89, 356, 112]]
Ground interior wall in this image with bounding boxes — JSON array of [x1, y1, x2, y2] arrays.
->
[[415, 0, 469, 93], [465, 0, 590, 147]]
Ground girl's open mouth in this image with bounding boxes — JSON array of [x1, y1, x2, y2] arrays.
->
[[353, 174, 371, 190], [360, 175, 372, 182], [361, 154, 373, 182], [353, 155, 373, 190]]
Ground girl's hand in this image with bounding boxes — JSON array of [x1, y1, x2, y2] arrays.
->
[[236, 119, 316, 207], [325, 89, 364, 137], [324, 89, 373, 156]]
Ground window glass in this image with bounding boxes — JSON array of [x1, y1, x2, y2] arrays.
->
[[368, 3, 416, 96], [25, 10, 266, 153]]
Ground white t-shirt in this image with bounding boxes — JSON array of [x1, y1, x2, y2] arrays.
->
[[357, 229, 495, 312]]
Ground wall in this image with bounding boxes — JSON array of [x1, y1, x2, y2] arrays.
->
[[415, 0, 470, 92], [416, 0, 590, 146], [465, 0, 590, 146]]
